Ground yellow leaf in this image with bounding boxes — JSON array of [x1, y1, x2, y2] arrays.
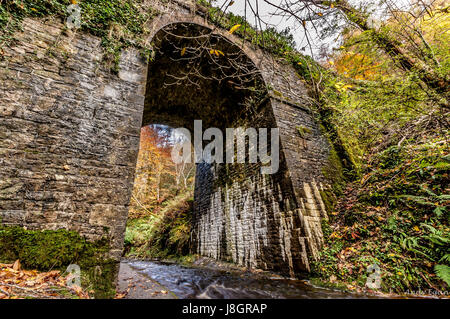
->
[[181, 47, 186, 56], [229, 1, 235, 6], [215, 50, 224, 56], [317, 12, 323, 16], [228, 24, 241, 34], [210, 49, 215, 55], [342, 84, 353, 91], [71, 0, 78, 4], [31, 8, 37, 11], [328, 60, 334, 65], [330, 3, 334, 8], [302, 20, 306, 27], [297, 62, 302, 65], [413, 226, 420, 232]]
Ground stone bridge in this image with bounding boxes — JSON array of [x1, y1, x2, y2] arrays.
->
[[0, 0, 340, 281]]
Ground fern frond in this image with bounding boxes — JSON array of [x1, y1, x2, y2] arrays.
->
[[439, 254, 450, 263], [434, 264, 450, 286]]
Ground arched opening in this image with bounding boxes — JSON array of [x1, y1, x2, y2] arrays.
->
[[125, 124, 195, 258], [142, 22, 268, 131], [125, 22, 304, 276]]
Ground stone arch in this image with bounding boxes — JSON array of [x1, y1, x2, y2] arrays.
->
[[134, 17, 332, 275], [0, 0, 338, 287]]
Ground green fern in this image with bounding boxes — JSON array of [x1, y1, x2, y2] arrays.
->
[[439, 254, 450, 263], [434, 264, 450, 286]]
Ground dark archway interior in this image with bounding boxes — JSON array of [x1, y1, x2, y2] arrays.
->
[[143, 22, 267, 132]]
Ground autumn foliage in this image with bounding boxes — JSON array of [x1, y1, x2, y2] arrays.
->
[[129, 125, 194, 219]]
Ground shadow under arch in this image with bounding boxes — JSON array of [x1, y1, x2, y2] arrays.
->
[[143, 22, 270, 132]]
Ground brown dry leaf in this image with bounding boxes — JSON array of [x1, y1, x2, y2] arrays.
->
[[12, 260, 21, 271], [115, 291, 128, 299], [0, 264, 89, 299]]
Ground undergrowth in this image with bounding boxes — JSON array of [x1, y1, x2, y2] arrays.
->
[[124, 192, 194, 260], [312, 133, 449, 294]]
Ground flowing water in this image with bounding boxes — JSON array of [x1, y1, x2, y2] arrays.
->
[[124, 260, 378, 299]]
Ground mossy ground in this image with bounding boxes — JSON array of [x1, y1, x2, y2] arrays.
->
[[0, 225, 117, 298]]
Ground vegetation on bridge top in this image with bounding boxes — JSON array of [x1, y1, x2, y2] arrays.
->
[[0, 0, 157, 71]]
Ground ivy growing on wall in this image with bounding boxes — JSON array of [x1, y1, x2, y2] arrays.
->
[[0, 0, 158, 72]]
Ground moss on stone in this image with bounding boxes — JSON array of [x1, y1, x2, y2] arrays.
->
[[296, 125, 312, 138], [314, 129, 347, 212], [0, 225, 117, 298], [319, 189, 335, 214], [322, 147, 345, 192]]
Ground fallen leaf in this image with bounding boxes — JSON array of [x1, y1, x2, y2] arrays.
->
[[12, 260, 21, 271]]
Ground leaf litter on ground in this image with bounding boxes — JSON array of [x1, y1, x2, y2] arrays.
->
[[0, 260, 89, 299]]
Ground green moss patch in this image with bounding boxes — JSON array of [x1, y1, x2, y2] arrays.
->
[[0, 225, 117, 298], [296, 125, 312, 138]]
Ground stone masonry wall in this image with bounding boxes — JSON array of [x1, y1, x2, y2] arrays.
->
[[0, 18, 147, 260], [192, 98, 333, 275]]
